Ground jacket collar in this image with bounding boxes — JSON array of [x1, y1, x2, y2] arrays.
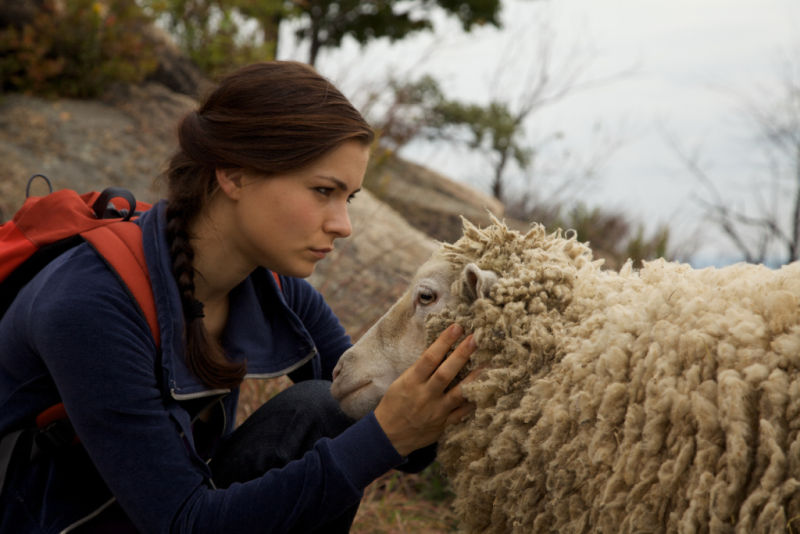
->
[[138, 201, 317, 400]]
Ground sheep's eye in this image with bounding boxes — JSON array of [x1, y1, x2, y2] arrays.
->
[[417, 289, 437, 306]]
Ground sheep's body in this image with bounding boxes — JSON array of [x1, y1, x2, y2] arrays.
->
[[333, 219, 800, 533]]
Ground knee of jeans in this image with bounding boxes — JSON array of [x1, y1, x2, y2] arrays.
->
[[278, 380, 355, 428]]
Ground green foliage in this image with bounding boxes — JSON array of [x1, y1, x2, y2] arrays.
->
[[368, 74, 532, 190], [625, 225, 670, 267], [0, 0, 158, 98], [295, 0, 502, 64], [433, 98, 532, 198], [148, 0, 502, 72], [367, 74, 447, 150], [564, 204, 671, 268], [436, 0, 502, 29], [144, 0, 278, 78], [415, 462, 455, 503], [436, 100, 532, 169]]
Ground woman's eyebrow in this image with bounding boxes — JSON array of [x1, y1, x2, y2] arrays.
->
[[317, 175, 361, 193]]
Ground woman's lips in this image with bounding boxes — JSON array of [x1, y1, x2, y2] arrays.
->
[[309, 247, 333, 259]]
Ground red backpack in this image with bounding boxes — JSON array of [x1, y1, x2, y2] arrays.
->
[[0, 175, 281, 462], [0, 175, 160, 471], [0, 175, 159, 344]]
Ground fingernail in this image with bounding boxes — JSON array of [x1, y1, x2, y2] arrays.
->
[[451, 324, 463, 336], [467, 335, 477, 350]]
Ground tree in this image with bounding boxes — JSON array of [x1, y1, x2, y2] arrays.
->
[[397, 9, 632, 206], [292, 0, 503, 66], [431, 99, 532, 200], [666, 51, 800, 265], [359, 72, 671, 268], [360, 72, 535, 203], [148, 0, 504, 75], [143, 0, 279, 77], [361, 73, 448, 152]]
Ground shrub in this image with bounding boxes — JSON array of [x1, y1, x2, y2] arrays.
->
[[0, 0, 158, 98], [142, 0, 276, 79]]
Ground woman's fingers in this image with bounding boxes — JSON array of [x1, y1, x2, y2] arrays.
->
[[411, 323, 464, 381], [445, 402, 475, 426], [427, 334, 476, 392], [460, 363, 487, 386], [374, 324, 481, 456]]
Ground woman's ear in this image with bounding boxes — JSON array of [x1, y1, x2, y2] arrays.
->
[[216, 168, 245, 200]]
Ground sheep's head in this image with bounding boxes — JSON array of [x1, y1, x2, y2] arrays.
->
[[331, 217, 595, 420], [331, 253, 498, 419]]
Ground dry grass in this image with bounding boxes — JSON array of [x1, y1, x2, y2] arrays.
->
[[237, 378, 459, 533], [235, 376, 293, 427], [352, 466, 459, 533]]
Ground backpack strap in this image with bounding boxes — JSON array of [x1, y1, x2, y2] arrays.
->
[[80, 224, 279, 347], [0, 429, 24, 495], [81, 222, 160, 348], [80, 222, 281, 349]]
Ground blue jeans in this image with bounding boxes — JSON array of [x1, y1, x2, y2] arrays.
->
[[211, 379, 359, 533]]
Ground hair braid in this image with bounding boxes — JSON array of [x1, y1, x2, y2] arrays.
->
[[165, 187, 246, 389]]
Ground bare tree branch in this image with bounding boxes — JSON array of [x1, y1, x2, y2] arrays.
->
[[661, 48, 800, 265]]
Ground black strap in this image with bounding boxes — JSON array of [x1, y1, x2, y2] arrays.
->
[[33, 419, 76, 456], [0, 420, 79, 496], [91, 187, 137, 221], [0, 429, 24, 495], [25, 174, 53, 198]]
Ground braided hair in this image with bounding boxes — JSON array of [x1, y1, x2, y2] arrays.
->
[[164, 61, 374, 389]]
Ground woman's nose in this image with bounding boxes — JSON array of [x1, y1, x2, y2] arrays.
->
[[324, 204, 352, 238]]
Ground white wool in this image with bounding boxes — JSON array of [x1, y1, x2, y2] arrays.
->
[[418, 218, 800, 533]]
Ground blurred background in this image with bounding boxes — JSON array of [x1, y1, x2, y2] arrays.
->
[[1, 0, 797, 531]]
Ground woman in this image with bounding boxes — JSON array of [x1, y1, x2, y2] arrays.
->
[[0, 61, 476, 532]]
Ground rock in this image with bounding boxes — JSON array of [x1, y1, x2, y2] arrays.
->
[[0, 86, 196, 217], [365, 151, 505, 243], [141, 25, 215, 99]]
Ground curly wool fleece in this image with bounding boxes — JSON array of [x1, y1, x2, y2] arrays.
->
[[426, 219, 800, 534]]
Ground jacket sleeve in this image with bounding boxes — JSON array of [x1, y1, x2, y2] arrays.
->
[[27, 249, 403, 533], [280, 276, 352, 381]]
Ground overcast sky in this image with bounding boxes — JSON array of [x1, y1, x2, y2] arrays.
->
[[280, 0, 799, 265]]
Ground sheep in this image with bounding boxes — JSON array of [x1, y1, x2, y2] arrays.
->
[[331, 216, 800, 533]]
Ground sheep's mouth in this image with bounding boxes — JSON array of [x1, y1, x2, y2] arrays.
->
[[333, 380, 373, 402]]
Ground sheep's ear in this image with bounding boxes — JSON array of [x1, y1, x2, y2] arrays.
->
[[461, 263, 498, 301]]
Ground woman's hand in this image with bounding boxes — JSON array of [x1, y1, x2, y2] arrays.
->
[[373, 324, 478, 457]]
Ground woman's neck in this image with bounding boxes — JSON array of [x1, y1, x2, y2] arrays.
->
[[189, 196, 254, 306]]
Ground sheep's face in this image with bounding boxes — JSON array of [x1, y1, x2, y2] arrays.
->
[[331, 256, 497, 419]]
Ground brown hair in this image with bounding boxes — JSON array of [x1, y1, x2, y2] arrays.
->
[[164, 61, 374, 389]]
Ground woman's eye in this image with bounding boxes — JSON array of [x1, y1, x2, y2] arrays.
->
[[314, 187, 333, 196], [417, 290, 437, 306]]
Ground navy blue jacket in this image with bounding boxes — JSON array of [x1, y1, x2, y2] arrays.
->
[[0, 201, 405, 532]]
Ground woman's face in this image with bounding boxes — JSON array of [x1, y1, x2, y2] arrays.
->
[[230, 140, 370, 278]]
